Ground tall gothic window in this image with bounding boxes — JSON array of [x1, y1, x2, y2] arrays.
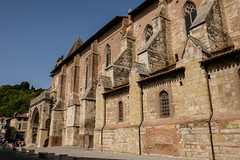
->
[[184, 1, 197, 35], [160, 91, 170, 118], [106, 44, 111, 67], [118, 101, 123, 122], [145, 25, 153, 42], [85, 58, 89, 90]]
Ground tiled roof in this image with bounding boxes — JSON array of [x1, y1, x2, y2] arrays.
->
[[102, 83, 129, 95], [51, 16, 127, 76], [201, 48, 240, 64], [138, 66, 185, 83]]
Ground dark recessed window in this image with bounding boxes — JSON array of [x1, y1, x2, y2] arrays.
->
[[22, 123, 27, 129], [106, 44, 111, 67], [118, 101, 123, 122], [160, 91, 170, 118], [17, 123, 21, 130], [145, 25, 153, 42], [184, 1, 197, 35], [85, 58, 89, 90]]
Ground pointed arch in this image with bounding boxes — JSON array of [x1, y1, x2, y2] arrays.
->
[[31, 108, 39, 143], [184, 1, 197, 35], [85, 58, 89, 89], [32, 108, 39, 127], [45, 118, 51, 129], [145, 24, 153, 42], [105, 44, 111, 67]]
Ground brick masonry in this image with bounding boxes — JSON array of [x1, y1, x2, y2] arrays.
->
[[27, 0, 240, 159]]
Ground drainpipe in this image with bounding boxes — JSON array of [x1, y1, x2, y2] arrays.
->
[[204, 65, 215, 160], [101, 94, 106, 152], [138, 83, 144, 155]]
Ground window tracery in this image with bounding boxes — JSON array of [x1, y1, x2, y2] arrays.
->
[[184, 1, 197, 35], [145, 25, 153, 42], [160, 91, 170, 118]]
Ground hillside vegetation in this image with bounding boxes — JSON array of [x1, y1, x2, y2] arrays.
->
[[0, 82, 44, 117]]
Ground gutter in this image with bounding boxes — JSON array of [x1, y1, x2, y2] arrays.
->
[[101, 94, 107, 152], [138, 83, 144, 155], [204, 65, 215, 160]]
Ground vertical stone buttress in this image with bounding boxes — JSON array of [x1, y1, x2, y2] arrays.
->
[[79, 48, 98, 148], [49, 66, 66, 146], [93, 76, 108, 151], [138, 2, 174, 73]]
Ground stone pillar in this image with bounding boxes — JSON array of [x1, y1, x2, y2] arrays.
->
[[26, 111, 33, 147], [65, 102, 80, 146], [49, 108, 63, 147], [79, 99, 95, 149], [93, 77, 108, 151]]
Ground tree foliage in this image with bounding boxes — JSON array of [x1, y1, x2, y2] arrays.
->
[[0, 82, 44, 117]]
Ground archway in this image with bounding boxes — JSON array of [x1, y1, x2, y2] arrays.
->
[[43, 138, 49, 147], [32, 108, 39, 143]]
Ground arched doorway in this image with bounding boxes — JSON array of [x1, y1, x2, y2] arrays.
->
[[43, 138, 49, 147], [32, 108, 39, 144]]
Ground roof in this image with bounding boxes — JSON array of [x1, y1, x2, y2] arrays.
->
[[128, 0, 158, 16], [66, 36, 83, 59], [138, 66, 185, 83], [14, 112, 28, 118], [102, 83, 129, 95], [201, 48, 240, 64], [51, 16, 127, 76], [0, 117, 11, 120], [190, 0, 214, 30]]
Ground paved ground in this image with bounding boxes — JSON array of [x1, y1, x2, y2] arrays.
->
[[0, 148, 44, 160], [26, 146, 189, 160]]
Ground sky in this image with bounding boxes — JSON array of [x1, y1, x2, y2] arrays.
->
[[0, 0, 144, 89]]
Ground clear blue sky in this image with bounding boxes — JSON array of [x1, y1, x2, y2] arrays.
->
[[0, 0, 144, 89]]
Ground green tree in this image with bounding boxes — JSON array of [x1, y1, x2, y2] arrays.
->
[[0, 82, 45, 117]]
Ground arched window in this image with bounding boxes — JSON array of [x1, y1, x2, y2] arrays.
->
[[32, 108, 39, 143], [184, 1, 197, 35], [160, 91, 170, 118], [145, 25, 153, 42], [85, 58, 89, 89], [118, 101, 123, 122], [45, 118, 51, 129], [105, 44, 111, 67], [33, 110, 39, 127]]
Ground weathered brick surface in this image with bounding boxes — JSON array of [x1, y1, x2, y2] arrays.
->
[[28, 0, 240, 159]]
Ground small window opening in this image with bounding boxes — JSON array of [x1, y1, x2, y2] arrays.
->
[[175, 54, 179, 62], [208, 75, 211, 79], [160, 91, 170, 118], [118, 101, 123, 122], [106, 44, 111, 67], [145, 25, 153, 42], [85, 58, 89, 89], [184, 1, 197, 35]]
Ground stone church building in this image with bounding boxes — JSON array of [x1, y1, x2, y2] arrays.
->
[[26, 0, 240, 159]]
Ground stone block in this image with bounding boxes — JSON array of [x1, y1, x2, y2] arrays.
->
[[21, 148, 26, 153], [38, 152, 48, 158], [46, 153, 55, 159], [59, 154, 68, 160], [29, 149, 35, 155], [38, 152, 55, 159]]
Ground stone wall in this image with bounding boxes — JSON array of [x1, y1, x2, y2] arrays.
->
[[30, 0, 240, 159], [206, 54, 240, 159], [26, 90, 52, 148]]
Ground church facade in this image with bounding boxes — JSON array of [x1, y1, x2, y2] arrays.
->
[[26, 0, 240, 159]]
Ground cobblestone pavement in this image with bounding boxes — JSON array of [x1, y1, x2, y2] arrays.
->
[[26, 146, 189, 160]]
